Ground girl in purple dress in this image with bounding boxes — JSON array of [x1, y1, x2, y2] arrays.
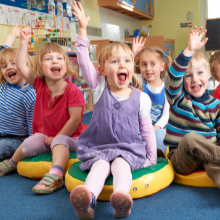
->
[[70, 1, 157, 219]]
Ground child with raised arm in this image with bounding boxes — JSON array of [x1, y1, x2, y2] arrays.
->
[[165, 27, 220, 188], [0, 27, 85, 195], [132, 37, 173, 155], [0, 25, 36, 161], [69, 1, 156, 219]]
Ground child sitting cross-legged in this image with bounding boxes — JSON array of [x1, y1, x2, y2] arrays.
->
[[164, 26, 220, 187]]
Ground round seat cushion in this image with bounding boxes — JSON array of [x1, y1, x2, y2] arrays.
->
[[174, 170, 217, 187], [17, 152, 79, 179], [65, 157, 174, 201]]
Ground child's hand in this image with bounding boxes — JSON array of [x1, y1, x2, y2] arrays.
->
[[45, 137, 54, 148], [71, 1, 90, 38], [184, 26, 208, 57], [20, 27, 32, 43], [10, 24, 26, 38], [132, 36, 146, 58]]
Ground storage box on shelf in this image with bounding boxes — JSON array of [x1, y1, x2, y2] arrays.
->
[[98, 0, 154, 20], [125, 36, 175, 59]]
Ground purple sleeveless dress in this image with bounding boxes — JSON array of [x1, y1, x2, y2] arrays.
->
[[77, 86, 146, 171]]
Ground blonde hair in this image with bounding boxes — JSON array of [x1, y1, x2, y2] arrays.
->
[[0, 48, 33, 83], [187, 51, 210, 73], [209, 51, 220, 84], [34, 42, 75, 79], [97, 41, 143, 91], [136, 46, 173, 80]]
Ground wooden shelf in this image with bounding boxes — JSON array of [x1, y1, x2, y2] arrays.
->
[[98, 0, 153, 20]]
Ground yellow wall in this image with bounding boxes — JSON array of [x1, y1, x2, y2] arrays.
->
[[81, 0, 99, 28], [141, 0, 201, 56]]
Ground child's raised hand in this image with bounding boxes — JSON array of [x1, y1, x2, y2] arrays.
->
[[10, 24, 26, 38], [184, 26, 208, 57], [20, 27, 32, 43], [71, 1, 90, 38], [132, 36, 146, 58]]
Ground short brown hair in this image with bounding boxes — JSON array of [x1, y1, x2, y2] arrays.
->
[[34, 42, 75, 79], [209, 51, 220, 80], [0, 48, 33, 83], [187, 51, 210, 72]]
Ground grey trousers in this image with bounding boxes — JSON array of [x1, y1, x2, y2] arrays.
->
[[167, 132, 220, 188]]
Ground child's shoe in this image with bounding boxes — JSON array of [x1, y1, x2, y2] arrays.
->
[[70, 185, 96, 220], [0, 160, 16, 177], [32, 173, 64, 194], [110, 190, 133, 219]]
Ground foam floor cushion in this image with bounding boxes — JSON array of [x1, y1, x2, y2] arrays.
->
[[65, 157, 174, 201], [174, 170, 217, 187], [17, 152, 79, 179]]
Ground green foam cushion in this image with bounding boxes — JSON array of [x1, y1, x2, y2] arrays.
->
[[21, 152, 77, 162], [68, 157, 168, 185]]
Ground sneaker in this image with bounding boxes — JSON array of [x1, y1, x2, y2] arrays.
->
[[110, 190, 133, 219], [32, 173, 64, 194], [0, 160, 16, 177], [70, 185, 96, 220]]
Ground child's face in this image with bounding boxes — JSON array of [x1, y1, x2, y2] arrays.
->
[[42, 52, 66, 82], [183, 60, 210, 97], [100, 47, 134, 91], [139, 51, 164, 83], [0, 56, 26, 86]]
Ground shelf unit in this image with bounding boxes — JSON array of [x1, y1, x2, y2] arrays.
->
[[98, 0, 154, 20]]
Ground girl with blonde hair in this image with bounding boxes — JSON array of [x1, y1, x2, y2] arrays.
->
[[69, 1, 156, 220]]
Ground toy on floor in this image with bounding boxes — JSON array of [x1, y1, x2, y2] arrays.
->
[[65, 157, 174, 201]]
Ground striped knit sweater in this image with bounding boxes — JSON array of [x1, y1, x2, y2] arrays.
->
[[164, 51, 220, 147]]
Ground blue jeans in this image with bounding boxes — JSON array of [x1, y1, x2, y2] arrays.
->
[[0, 137, 23, 160], [155, 129, 167, 154]]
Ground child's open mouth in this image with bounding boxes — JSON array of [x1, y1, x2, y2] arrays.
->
[[146, 73, 153, 77], [191, 84, 202, 92], [8, 71, 17, 79], [51, 67, 61, 74], [117, 73, 127, 83]]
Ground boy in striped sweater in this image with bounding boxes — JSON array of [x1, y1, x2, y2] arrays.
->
[[0, 25, 36, 161], [165, 26, 220, 187]]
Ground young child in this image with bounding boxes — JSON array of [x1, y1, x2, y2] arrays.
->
[[164, 26, 220, 188], [0, 25, 36, 161], [132, 39, 173, 155], [0, 27, 85, 194], [209, 51, 220, 99], [69, 1, 156, 219]]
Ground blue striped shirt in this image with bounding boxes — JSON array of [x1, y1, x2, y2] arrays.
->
[[0, 82, 36, 137]]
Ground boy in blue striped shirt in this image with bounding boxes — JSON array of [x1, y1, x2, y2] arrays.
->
[[0, 25, 36, 161], [165, 26, 220, 188]]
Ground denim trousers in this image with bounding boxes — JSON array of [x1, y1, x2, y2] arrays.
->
[[0, 137, 23, 160], [167, 132, 220, 188], [155, 128, 168, 154]]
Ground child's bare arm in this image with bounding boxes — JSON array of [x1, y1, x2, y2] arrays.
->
[[4, 24, 26, 47], [16, 27, 35, 85], [132, 36, 146, 58], [56, 106, 82, 137], [71, 1, 90, 39], [183, 26, 208, 57]]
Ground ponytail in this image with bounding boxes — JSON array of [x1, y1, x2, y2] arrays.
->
[[131, 74, 143, 91]]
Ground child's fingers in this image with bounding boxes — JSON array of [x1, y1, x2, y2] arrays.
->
[[77, 1, 85, 14]]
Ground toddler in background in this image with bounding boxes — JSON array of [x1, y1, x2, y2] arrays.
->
[[0, 27, 85, 195], [132, 38, 173, 155], [70, 1, 156, 219], [0, 25, 36, 161], [165, 26, 220, 190], [209, 51, 220, 99]]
